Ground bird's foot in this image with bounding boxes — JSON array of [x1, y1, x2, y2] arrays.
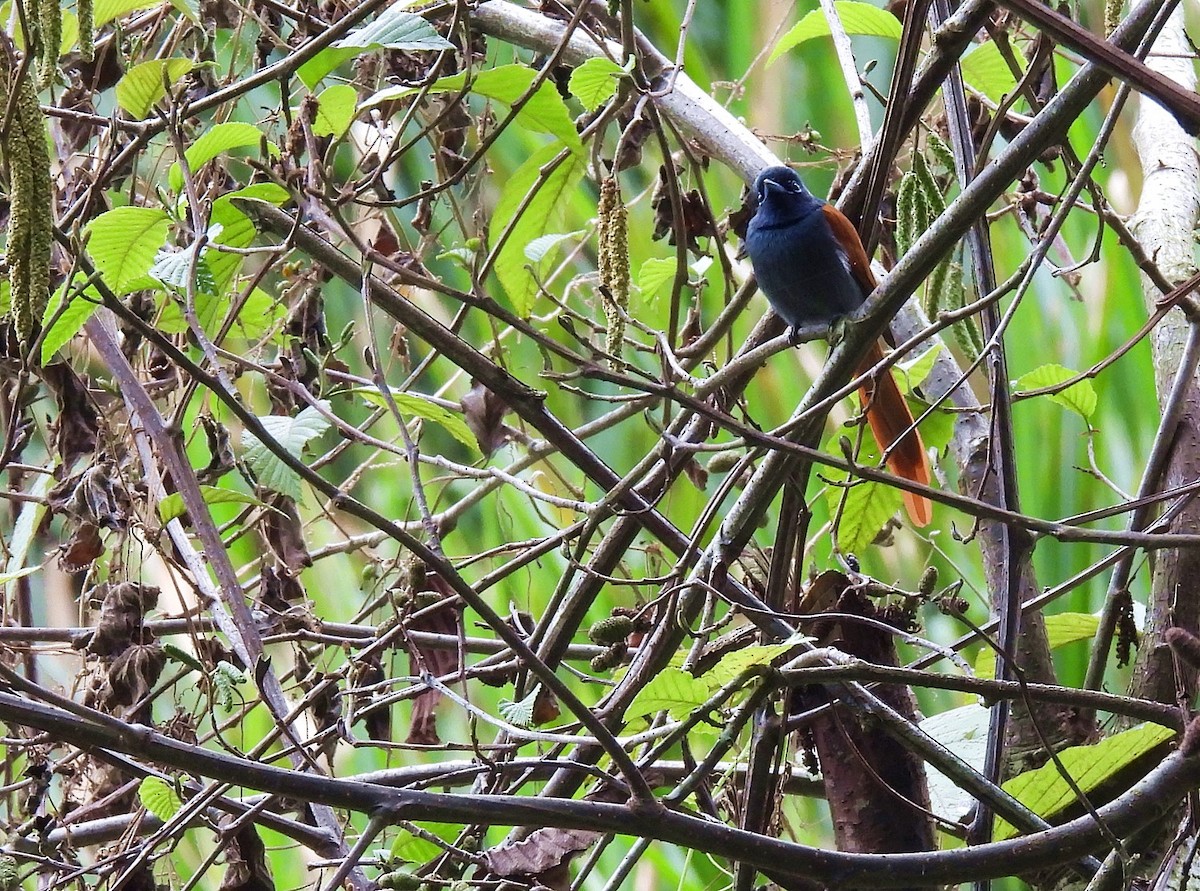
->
[[827, 316, 849, 347]]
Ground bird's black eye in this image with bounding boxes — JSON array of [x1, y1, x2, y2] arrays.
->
[[787, 180, 802, 193]]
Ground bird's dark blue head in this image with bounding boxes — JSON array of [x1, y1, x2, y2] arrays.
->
[[750, 166, 821, 229]]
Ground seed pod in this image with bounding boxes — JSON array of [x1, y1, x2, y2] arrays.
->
[[1, 51, 54, 348], [588, 614, 634, 645], [597, 176, 629, 369], [917, 565, 938, 598]]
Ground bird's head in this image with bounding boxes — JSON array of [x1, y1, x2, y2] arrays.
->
[[750, 166, 818, 226], [753, 166, 810, 202]]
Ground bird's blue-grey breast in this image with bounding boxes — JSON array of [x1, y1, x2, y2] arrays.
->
[[744, 166, 865, 329]]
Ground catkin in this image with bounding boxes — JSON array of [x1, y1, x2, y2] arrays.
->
[[37, 0, 61, 87], [597, 176, 629, 369], [1, 54, 53, 347], [78, 0, 94, 61]]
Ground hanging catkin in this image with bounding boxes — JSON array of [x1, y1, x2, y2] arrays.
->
[[1, 47, 53, 347], [597, 176, 629, 369]]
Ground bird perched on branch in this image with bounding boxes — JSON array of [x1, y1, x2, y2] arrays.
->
[[744, 165, 932, 527]]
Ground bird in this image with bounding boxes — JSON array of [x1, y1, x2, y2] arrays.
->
[[744, 165, 932, 527]]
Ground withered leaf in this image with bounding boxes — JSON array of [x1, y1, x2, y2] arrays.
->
[[461, 379, 510, 457], [42, 363, 98, 471], [261, 493, 311, 573], [85, 582, 159, 656], [405, 569, 462, 746], [484, 827, 602, 880], [60, 521, 104, 571], [218, 823, 275, 891]]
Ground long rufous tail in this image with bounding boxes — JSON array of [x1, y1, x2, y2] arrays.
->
[[856, 340, 932, 527]]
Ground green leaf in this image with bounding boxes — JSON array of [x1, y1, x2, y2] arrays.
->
[[625, 667, 709, 721], [149, 244, 216, 294], [157, 287, 285, 342], [115, 58, 195, 118], [769, 1, 902, 64], [492, 143, 585, 315], [976, 612, 1100, 679], [390, 823, 458, 864], [365, 64, 583, 155], [995, 723, 1176, 841], [0, 565, 39, 585], [139, 777, 183, 821], [705, 639, 805, 687], [166, 0, 201, 24], [961, 40, 1023, 104], [829, 478, 904, 555], [157, 485, 269, 523], [353, 389, 478, 453], [94, 0, 158, 26], [243, 403, 332, 500], [85, 206, 171, 295], [168, 121, 268, 193], [498, 689, 538, 728], [523, 231, 582, 264], [636, 257, 677, 299], [310, 84, 358, 138], [40, 284, 101, 364], [896, 344, 943, 394], [568, 57, 626, 111], [1014, 363, 1097, 421], [213, 182, 291, 209], [297, 3, 452, 88], [921, 704, 989, 821]]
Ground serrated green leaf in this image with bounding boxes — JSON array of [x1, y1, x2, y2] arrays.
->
[[625, 667, 709, 721], [498, 690, 538, 728], [365, 64, 583, 155], [297, 3, 450, 88], [115, 58, 195, 118], [310, 84, 358, 138], [975, 612, 1100, 679], [828, 477, 904, 555], [150, 244, 216, 293], [40, 284, 101, 363], [85, 206, 171, 295], [636, 257, 677, 299], [243, 403, 332, 500], [961, 40, 1023, 103], [157, 485, 269, 523], [492, 144, 585, 315], [352, 389, 478, 453], [168, 122, 269, 193], [769, 1, 901, 64], [995, 723, 1175, 841], [139, 777, 183, 821], [1014, 363, 1097, 421], [568, 56, 625, 111]]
